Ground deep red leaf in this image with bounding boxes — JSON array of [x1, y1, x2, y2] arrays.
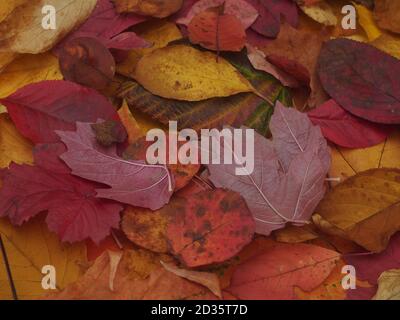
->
[[308, 100, 391, 148], [0, 80, 119, 144]]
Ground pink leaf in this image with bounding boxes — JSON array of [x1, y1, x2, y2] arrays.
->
[[57, 122, 174, 210]]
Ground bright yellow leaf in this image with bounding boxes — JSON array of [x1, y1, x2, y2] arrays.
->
[[354, 3, 382, 41]]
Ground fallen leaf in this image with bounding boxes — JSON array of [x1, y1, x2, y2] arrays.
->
[[59, 37, 116, 90], [308, 99, 390, 148], [0, 216, 86, 299], [373, 269, 400, 300], [0, 142, 123, 243], [0, 53, 62, 99], [177, 0, 259, 29], [318, 38, 400, 124], [122, 206, 169, 253], [117, 101, 143, 144], [374, 0, 400, 34], [246, 0, 298, 38], [113, 0, 183, 18], [56, 0, 148, 51], [167, 189, 255, 267], [188, 9, 246, 52], [371, 33, 400, 60], [274, 224, 319, 244], [57, 122, 174, 210], [91, 120, 127, 147], [226, 242, 340, 299], [355, 3, 382, 41], [208, 103, 330, 236], [134, 45, 254, 101], [0, 80, 119, 144], [108, 251, 123, 291], [314, 168, 400, 252], [0, 0, 97, 53], [300, 2, 337, 26], [161, 261, 222, 298], [0, 113, 33, 168]]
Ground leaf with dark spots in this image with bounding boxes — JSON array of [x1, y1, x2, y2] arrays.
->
[[91, 120, 127, 147], [318, 38, 400, 124], [166, 189, 255, 267], [0, 142, 122, 243], [308, 99, 391, 148], [59, 37, 116, 90], [0, 80, 119, 144]]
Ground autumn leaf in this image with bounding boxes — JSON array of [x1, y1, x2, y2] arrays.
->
[[373, 269, 400, 300], [91, 120, 127, 147], [57, 122, 174, 210], [308, 99, 391, 148], [0, 53, 62, 99], [59, 37, 116, 90], [167, 189, 255, 267], [0, 142, 122, 243], [208, 103, 330, 236], [225, 242, 340, 299], [0, 216, 86, 299], [0, 0, 97, 53], [318, 38, 400, 124], [299, 1, 337, 26], [134, 45, 255, 101], [113, 0, 183, 18], [55, 0, 148, 52], [177, 0, 259, 29], [374, 1, 400, 34], [314, 169, 400, 252], [0, 80, 119, 144]]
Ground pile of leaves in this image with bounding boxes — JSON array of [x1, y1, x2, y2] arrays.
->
[[1, 0, 400, 300]]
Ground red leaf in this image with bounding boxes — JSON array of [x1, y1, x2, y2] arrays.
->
[[166, 189, 255, 267], [246, 0, 298, 38], [308, 100, 391, 148], [0, 80, 118, 144], [57, 122, 174, 210], [226, 243, 340, 299], [55, 0, 149, 51], [0, 143, 122, 243], [188, 9, 246, 52], [318, 39, 400, 124]]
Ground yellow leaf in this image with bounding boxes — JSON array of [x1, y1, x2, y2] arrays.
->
[[117, 20, 183, 78], [134, 45, 254, 101], [371, 33, 400, 60], [300, 2, 338, 26], [0, 0, 27, 22], [0, 217, 86, 300], [354, 3, 382, 41], [373, 269, 400, 300], [0, 52, 63, 99], [0, 52, 17, 73], [314, 168, 400, 252], [329, 131, 400, 186], [0, 0, 97, 54], [0, 113, 33, 168]]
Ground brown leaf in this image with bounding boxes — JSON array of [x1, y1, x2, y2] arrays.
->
[[113, 0, 183, 18], [374, 1, 400, 34]]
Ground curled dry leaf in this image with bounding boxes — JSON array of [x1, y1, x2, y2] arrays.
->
[[0, 0, 97, 53], [188, 9, 246, 52], [134, 45, 254, 101], [161, 261, 222, 298], [166, 189, 255, 267], [373, 269, 400, 300], [57, 122, 174, 210], [314, 169, 400, 252], [226, 243, 340, 299], [113, 0, 183, 18], [318, 38, 400, 124], [59, 37, 116, 90]]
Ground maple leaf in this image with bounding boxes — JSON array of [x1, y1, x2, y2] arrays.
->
[[57, 122, 174, 210], [0, 80, 119, 144], [308, 99, 391, 148], [318, 38, 400, 124], [0, 143, 122, 243], [207, 102, 330, 236]]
